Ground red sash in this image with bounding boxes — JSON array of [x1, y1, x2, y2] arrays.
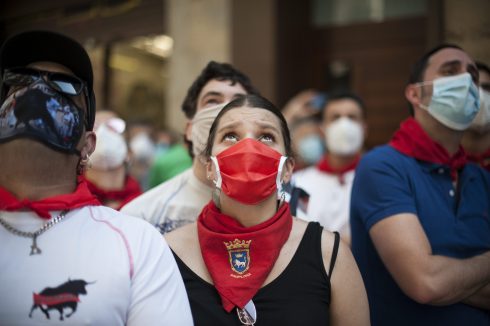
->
[[389, 118, 467, 181], [316, 154, 360, 184], [0, 179, 101, 219], [197, 201, 292, 312], [467, 148, 490, 172], [83, 175, 142, 210], [33, 293, 80, 306]]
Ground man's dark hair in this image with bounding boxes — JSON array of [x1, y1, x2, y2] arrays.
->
[[323, 90, 366, 117], [476, 61, 490, 77], [181, 61, 259, 119], [406, 43, 464, 115], [408, 43, 463, 85]]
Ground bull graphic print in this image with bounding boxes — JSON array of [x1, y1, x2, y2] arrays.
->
[[29, 279, 95, 320]]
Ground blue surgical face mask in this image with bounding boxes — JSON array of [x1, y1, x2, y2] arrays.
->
[[416, 72, 480, 130], [0, 80, 84, 154], [297, 135, 325, 165]]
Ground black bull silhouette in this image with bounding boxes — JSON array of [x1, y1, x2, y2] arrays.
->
[[29, 279, 95, 320]]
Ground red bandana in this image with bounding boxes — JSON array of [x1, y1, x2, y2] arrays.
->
[[389, 117, 467, 180], [83, 175, 142, 210], [197, 201, 293, 312], [467, 148, 490, 172], [0, 179, 101, 219], [316, 154, 360, 184]]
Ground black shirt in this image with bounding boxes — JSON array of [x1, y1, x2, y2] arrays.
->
[[173, 222, 340, 325]]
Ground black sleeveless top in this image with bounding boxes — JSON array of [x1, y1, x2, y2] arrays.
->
[[173, 222, 340, 326]]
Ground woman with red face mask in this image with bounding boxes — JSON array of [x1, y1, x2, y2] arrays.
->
[[165, 94, 369, 326]]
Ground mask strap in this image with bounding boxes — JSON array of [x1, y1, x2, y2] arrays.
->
[[276, 156, 288, 191], [413, 80, 433, 88], [418, 103, 430, 111], [210, 156, 222, 189]]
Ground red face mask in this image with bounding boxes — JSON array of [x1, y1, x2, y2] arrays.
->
[[210, 138, 288, 205]]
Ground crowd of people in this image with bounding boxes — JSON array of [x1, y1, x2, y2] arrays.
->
[[0, 29, 489, 326]]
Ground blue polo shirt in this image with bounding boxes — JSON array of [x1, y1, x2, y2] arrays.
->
[[351, 144, 490, 326]]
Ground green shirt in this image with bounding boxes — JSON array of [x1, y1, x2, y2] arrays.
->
[[148, 144, 192, 188]]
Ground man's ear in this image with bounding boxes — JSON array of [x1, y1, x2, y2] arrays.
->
[[185, 121, 193, 142], [405, 84, 421, 109], [81, 131, 96, 158]]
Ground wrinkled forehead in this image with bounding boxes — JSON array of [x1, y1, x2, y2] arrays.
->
[[217, 107, 282, 130], [425, 48, 475, 75]]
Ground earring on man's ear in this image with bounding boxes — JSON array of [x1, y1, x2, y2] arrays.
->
[[77, 154, 91, 175]]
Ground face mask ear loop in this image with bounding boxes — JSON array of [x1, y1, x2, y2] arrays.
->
[[210, 156, 222, 189], [210, 156, 222, 210], [276, 156, 288, 191], [276, 156, 288, 205]]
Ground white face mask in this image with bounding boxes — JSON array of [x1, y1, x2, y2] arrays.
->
[[325, 117, 364, 156], [91, 124, 128, 170], [297, 135, 325, 165], [417, 72, 480, 130], [190, 103, 226, 158], [469, 88, 490, 133], [129, 133, 155, 162]]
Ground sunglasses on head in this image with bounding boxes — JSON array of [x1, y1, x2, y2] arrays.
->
[[3, 67, 87, 96], [2, 66, 94, 129]]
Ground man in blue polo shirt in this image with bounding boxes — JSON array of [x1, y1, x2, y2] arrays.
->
[[351, 44, 490, 325]]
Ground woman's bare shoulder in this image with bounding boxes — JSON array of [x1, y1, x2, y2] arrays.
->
[[164, 222, 198, 254]]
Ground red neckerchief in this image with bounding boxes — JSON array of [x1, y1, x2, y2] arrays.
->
[[0, 179, 101, 219], [83, 175, 142, 210], [316, 154, 360, 185], [389, 117, 467, 181], [467, 148, 490, 172], [197, 201, 293, 312]]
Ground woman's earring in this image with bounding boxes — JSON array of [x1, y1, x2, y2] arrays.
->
[[278, 181, 286, 205], [212, 187, 221, 210]]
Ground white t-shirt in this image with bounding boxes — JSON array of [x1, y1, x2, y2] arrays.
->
[[121, 168, 211, 234], [292, 166, 355, 238], [0, 206, 193, 325]]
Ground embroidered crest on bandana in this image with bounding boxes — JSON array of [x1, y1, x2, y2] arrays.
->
[[224, 239, 251, 276]]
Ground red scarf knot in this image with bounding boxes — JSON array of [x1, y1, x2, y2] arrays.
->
[[389, 117, 467, 181], [197, 201, 293, 312], [0, 179, 101, 219], [82, 175, 142, 210], [467, 148, 490, 172], [316, 154, 360, 184]]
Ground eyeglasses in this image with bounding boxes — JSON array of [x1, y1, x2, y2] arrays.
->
[[3, 67, 86, 96]]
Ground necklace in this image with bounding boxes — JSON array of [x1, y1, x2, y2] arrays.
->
[[0, 210, 69, 256]]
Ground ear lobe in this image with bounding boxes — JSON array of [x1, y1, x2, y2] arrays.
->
[[405, 84, 421, 108], [362, 121, 368, 139], [205, 160, 214, 181], [281, 158, 295, 183], [81, 131, 96, 157], [184, 121, 193, 142]]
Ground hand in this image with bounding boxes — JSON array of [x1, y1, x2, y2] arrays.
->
[[282, 90, 319, 125]]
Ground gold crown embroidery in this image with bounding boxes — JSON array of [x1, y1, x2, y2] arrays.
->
[[224, 239, 252, 250]]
